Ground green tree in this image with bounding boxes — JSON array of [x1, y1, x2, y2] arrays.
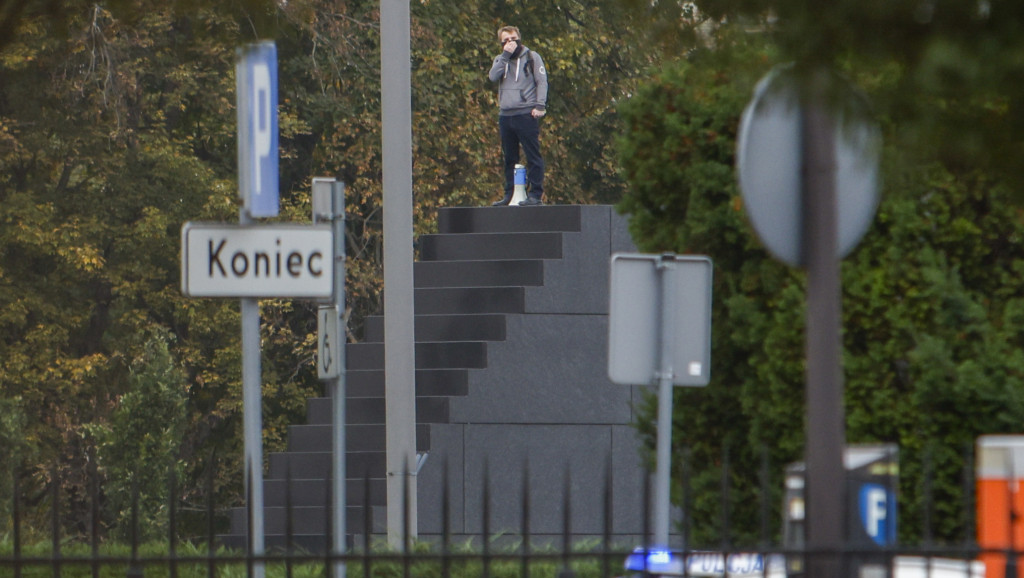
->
[[691, 0, 1024, 195], [615, 24, 1024, 546], [0, 0, 667, 537], [617, 33, 798, 545], [0, 0, 279, 54], [89, 329, 187, 540], [0, 2, 268, 532]]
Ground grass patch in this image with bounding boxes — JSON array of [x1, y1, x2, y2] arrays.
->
[[0, 538, 630, 578]]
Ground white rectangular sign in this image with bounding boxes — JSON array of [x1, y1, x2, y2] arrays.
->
[[317, 305, 340, 379], [181, 223, 333, 298]]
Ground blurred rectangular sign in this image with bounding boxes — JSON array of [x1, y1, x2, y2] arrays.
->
[[608, 253, 712, 386]]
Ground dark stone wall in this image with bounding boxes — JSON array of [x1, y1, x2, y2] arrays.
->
[[415, 206, 653, 545], [224, 205, 678, 550]]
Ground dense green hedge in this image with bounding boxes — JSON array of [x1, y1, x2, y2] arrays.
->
[[615, 31, 1024, 546]]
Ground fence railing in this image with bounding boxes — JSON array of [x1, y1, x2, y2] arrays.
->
[[0, 451, 1015, 578]]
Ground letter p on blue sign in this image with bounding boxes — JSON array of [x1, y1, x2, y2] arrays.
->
[[858, 483, 897, 546], [237, 41, 279, 218]]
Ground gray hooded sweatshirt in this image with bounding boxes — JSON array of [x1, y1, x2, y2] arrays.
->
[[488, 45, 548, 117]]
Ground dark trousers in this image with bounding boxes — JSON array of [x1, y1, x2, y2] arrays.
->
[[499, 113, 545, 199]]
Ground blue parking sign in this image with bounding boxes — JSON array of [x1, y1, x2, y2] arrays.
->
[[237, 41, 279, 218], [858, 482, 897, 546]]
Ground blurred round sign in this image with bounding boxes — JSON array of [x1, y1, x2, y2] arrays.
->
[[736, 66, 882, 267]]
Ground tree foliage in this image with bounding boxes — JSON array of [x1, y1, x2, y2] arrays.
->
[[1, 2, 250, 534], [0, 0, 661, 538], [693, 0, 1024, 195], [615, 24, 1024, 546], [87, 329, 188, 540], [6, 0, 1022, 550]]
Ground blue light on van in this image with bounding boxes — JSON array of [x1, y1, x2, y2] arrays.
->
[[623, 548, 684, 574], [623, 548, 784, 576]]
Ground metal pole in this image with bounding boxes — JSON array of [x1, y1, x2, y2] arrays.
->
[[381, 0, 418, 546], [802, 70, 845, 578], [330, 182, 347, 578], [653, 255, 676, 547], [240, 210, 266, 578]]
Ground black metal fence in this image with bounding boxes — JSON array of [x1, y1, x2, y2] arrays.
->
[[0, 450, 1015, 578]]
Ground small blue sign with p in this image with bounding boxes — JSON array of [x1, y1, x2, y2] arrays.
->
[[237, 41, 279, 218], [858, 483, 897, 546]]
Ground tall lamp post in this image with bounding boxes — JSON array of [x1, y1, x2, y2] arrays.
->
[[380, 0, 418, 547]]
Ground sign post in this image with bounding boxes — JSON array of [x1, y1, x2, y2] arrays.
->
[[180, 220, 338, 569], [183, 43, 350, 575], [237, 41, 279, 578], [314, 178, 348, 578], [239, 288, 263, 578], [239, 41, 276, 578], [801, 83, 846, 577], [736, 65, 881, 577], [608, 253, 713, 547]]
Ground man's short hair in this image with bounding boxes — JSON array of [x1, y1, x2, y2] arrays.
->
[[497, 26, 521, 41]]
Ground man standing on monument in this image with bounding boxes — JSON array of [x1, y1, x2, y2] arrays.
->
[[488, 25, 548, 206]]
